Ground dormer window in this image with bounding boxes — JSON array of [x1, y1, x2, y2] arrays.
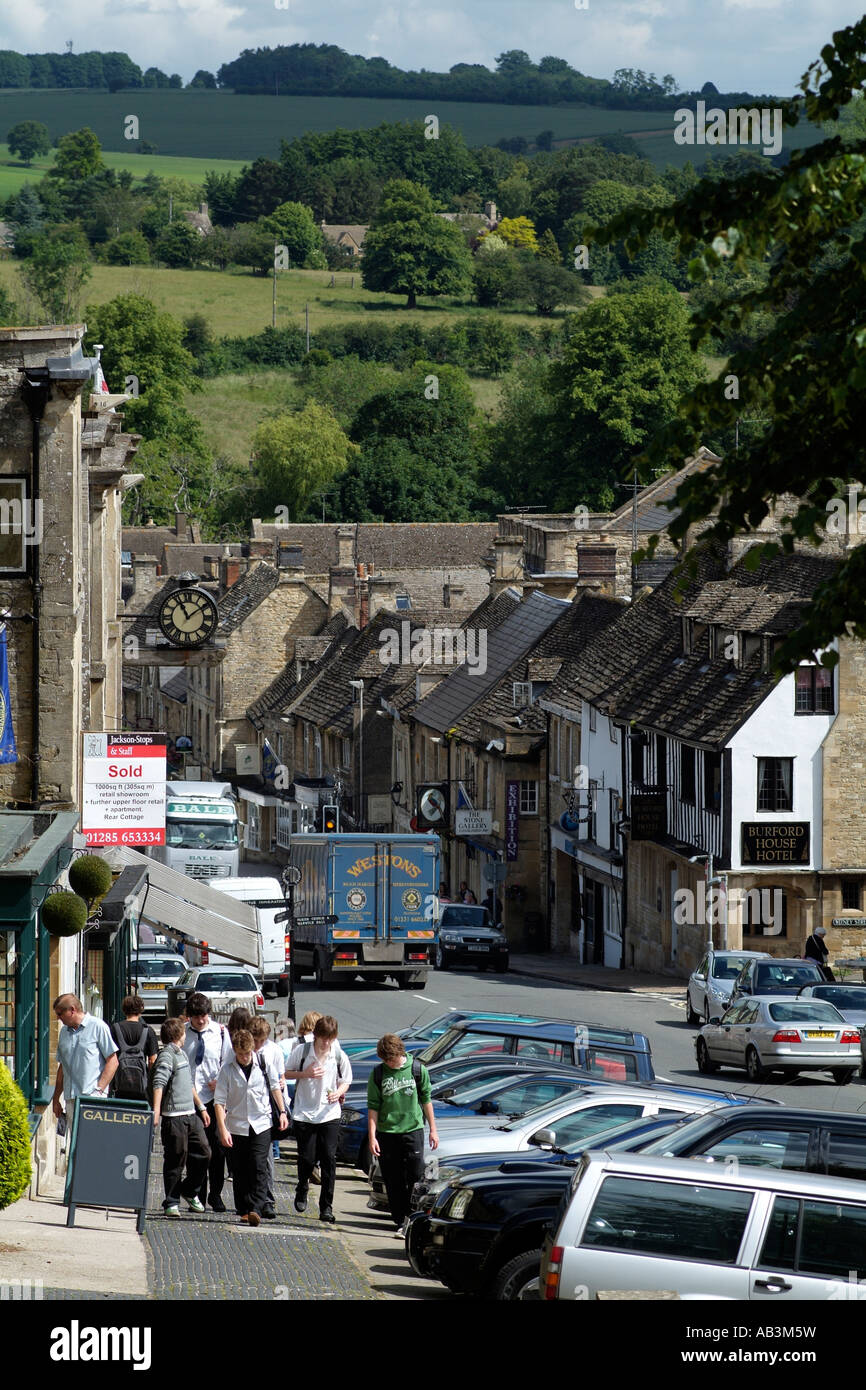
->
[[795, 665, 834, 714], [513, 681, 532, 708], [395, 594, 412, 610]]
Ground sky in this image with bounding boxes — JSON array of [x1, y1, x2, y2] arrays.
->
[[2, 0, 865, 95]]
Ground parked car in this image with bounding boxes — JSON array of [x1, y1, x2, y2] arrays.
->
[[798, 983, 866, 1075], [639, 1102, 866, 1181], [435, 905, 509, 972], [730, 957, 826, 1001], [129, 950, 188, 1019], [696, 995, 861, 1083], [686, 949, 771, 1025], [539, 1151, 866, 1300], [341, 1010, 546, 1058], [166, 964, 264, 1018], [429, 1082, 741, 1165], [339, 1064, 588, 1168]]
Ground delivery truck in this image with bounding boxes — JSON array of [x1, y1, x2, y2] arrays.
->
[[288, 833, 440, 989], [148, 781, 240, 880]]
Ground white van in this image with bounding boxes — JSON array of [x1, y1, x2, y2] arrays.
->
[[540, 1150, 866, 1300], [149, 781, 240, 880], [209, 877, 289, 997]]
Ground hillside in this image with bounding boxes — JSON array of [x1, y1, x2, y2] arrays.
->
[[0, 90, 823, 170]]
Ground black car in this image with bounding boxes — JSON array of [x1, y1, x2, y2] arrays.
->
[[730, 956, 826, 1001], [407, 1103, 866, 1301], [436, 905, 508, 972]]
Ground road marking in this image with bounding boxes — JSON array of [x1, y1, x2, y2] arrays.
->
[[415, 995, 437, 1003]]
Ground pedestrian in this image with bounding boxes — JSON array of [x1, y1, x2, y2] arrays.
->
[[367, 1032, 438, 1238], [439, 883, 451, 903], [285, 1015, 353, 1224], [51, 994, 118, 1127], [213, 1028, 288, 1227], [483, 888, 503, 925], [110, 995, 158, 1101], [804, 926, 835, 980], [227, 1006, 254, 1038], [151, 1017, 212, 1218], [459, 881, 477, 905], [182, 992, 233, 1212], [295, 1011, 323, 1182], [250, 1016, 288, 1218]]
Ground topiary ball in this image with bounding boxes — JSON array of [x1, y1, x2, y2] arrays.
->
[[68, 854, 113, 905], [41, 892, 88, 937], [0, 1063, 31, 1210]]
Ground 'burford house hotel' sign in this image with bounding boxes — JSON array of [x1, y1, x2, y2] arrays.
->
[[741, 823, 810, 865]]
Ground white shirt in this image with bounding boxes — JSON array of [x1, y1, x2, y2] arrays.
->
[[214, 1055, 283, 1136], [287, 1039, 352, 1124], [182, 1019, 231, 1102], [257, 1038, 288, 1104]]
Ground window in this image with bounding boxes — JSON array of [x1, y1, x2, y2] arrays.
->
[[681, 746, 696, 804], [302, 723, 310, 773], [609, 789, 620, 850], [513, 682, 532, 708], [799, 1199, 866, 1281], [0, 478, 30, 574], [580, 1176, 754, 1264], [519, 781, 538, 815], [587, 781, 598, 841], [485, 1079, 576, 1113], [395, 594, 411, 610], [795, 665, 834, 714], [583, 1049, 638, 1083], [826, 1130, 866, 1182], [631, 732, 646, 786], [656, 735, 667, 788], [608, 717, 617, 743], [551, 1103, 646, 1148], [276, 803, 292, 849], [700, 1127, 811, 1171], [703, 751, 722, 813], [842, 880, 861, 911], [551, 719, 560, 777], [513, 1038, 569, 1062], [588, 703, 597, 733], [757, 757, 793, 812], [245, 802, 260, 851], [314, 729, 322, 777]]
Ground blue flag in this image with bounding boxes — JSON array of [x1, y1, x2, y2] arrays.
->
[[262, 739, 278, 784], [0, 625, 17, 763]]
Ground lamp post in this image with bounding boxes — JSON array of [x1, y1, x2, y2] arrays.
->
[[349, 679, 364, 830], [280, 864, 302, 1023]]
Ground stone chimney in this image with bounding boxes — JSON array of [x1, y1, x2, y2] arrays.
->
[[248, 538, 273, 561], [336, 526, 355, 567], [202, 554, 220, 580], [132, 555, 161, 603], [368, 575, 400, 617], [490, 535, 525, 594], [221, 552, 247, 589], [358, 562, 369, 629], [278, 542, 303, 570], [443, 580, 466, 608], [174, 510, 187, 538]]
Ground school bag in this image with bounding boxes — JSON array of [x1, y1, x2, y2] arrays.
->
[[111, 1021, 149, 1099]]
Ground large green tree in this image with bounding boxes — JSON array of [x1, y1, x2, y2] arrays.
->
[[6, 120, 50, 164], [595, 15, 866, 667], [362, 179, 472, 308], [18, 225, 91, 322], [252, 400, 359, 520], [262, 200, 320, 265], [47, 127, 104, 181]]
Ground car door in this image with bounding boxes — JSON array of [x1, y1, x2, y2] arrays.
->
[[710, 1001, 748, 1066], [570, 1173, 755, 1299], [749, 1193, 866, 1300], [728, 1000, 762, 1072], [691, 954, 710, 1016]]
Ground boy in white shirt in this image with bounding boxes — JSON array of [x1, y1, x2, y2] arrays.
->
[[214, 1028, 287, 1227], [284, 1014, 352, 1223]]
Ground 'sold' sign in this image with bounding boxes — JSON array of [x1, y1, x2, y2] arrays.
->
[[741, 822, 810, 865], [81, 733, 167, 847]]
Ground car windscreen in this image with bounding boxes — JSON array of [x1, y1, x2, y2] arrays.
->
[[439, 908, 492, 928], [419, 1029, 514, 1064], [810, 987, 866, 1011], [165, 818, 239, 848], [196, 973, 256, 992], [712, 955, 756, 980], [131, 958, 186, 980], [755, 963, 823, 989], [768, 1001, 845, 1024]]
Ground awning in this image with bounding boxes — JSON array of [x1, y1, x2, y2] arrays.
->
[[114, 848, 261, 969], [238, 787, 279, 807]]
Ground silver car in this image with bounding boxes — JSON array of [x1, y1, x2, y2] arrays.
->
[[696, 995, 861, 1084], [686, 949, 770, 1025], [798, 983, 866, 1076], [129, 951, 188, 1019], [429, 1085, 737, 1165], [167, 964, 264, 1018]]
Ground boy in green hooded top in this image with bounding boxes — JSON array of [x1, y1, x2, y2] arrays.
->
[[367, 1031, 438, 1238]]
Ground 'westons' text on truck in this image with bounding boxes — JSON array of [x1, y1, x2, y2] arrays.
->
[[288, 834, 440, 989]]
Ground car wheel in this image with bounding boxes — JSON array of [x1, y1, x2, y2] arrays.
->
[[833, 1069, 856, 1086], [746, 1046, 768, 1083], [696, 1038, 718, 1074], [434, 944, 444, 970], [493, 1250, 542, 1301], [685, 990, 699, 1025], [495, 958, 509, 973]]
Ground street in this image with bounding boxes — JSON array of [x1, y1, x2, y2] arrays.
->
[[269, 962, 866, 1299]]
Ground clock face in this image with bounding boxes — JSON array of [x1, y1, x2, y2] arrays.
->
[[157, 587, 219, 648]]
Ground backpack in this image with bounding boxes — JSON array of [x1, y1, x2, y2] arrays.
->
[[373, 1055, 423, 1098], [111, 1022, 149, 1099], [290, 1040, 348, 1116]]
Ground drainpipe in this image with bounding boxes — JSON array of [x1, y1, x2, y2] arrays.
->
[[21, 369, 51, 808]]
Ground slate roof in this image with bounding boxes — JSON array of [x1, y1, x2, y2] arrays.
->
[[544, 550, 839, 748], [123, 520, 199, 555], [122, 663, 142, 690], [413, 590, 570, 734], [320, 223, 368, 248], [247, 611, 351, 723], [162, 543, 242, 577], [217, 563, 281, 635], [604, 447, 721, 534], [250, 522, 498, 572]]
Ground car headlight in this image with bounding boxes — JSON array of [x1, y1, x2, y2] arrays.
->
[[708, 984, 728, 999], [442, 934, 459, 944], [340, 1108, 361, 1125], [445, 1188, 473, 1220]]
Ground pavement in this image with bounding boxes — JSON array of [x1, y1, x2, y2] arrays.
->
[[508, 952, 685, 997]]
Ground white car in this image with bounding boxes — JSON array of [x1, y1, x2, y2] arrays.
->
[[686, 949, 770, 1025], [166, 964, 264, 1018], [430, 1085, 739, 1164]]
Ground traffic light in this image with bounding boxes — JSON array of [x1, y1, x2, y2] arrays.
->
[[321, 804, 339, 832]]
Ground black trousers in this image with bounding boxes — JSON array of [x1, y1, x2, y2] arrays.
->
[[293, 1119, 340, 1212], [230, 1126, 272, 1217], [377, 1128, 425, 1226], [161, 1114, 211, 1208], [196, 1099, 231, 1204]]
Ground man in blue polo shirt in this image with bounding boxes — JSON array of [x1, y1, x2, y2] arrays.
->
[[52, 993, 118, 1121]]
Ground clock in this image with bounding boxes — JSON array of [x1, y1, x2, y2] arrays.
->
[[157, 585, 219, 649]]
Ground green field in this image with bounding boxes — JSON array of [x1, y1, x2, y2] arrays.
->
[[0, 143, 246, 199], [0, 88, 824, 171], [0, 258, 556, 338]]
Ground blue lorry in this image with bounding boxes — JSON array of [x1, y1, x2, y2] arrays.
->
[[287, 833, 440, 990]]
